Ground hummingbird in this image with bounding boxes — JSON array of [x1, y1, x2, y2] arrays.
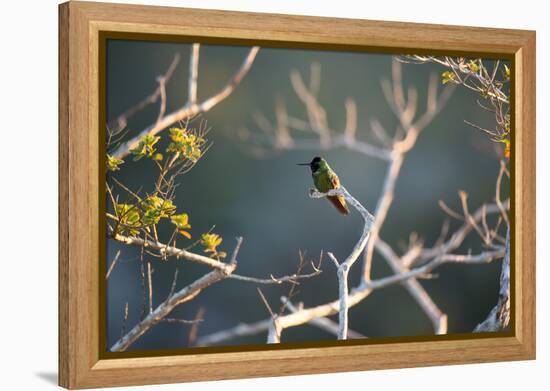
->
[[297, 156, 350, 215]]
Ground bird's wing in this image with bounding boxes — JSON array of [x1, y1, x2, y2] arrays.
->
[[328, 171, 341, 189]]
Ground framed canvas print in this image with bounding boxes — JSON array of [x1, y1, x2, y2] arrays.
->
[[58, 1, 536, 389]]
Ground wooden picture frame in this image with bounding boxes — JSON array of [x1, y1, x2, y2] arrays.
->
[[59, 1, 536, 389]]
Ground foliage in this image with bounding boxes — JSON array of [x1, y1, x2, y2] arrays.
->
[[106, 154, 124, 172], [141, 196, 176, 226], [405, 55, 511, 159], [108, 122, 214, 248], [441, 71, 455, 85], [170, 213, 192, 239], [115, 203, 140, 236], [201, 233, 227, 259], [131, 134, 160, 161], [166, 127, 206, 163]]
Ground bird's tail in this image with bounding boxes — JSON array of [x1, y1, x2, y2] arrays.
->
[[328, 195, 350, 215]]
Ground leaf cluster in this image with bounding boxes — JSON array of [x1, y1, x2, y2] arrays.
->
[[108, 121, 225, 256], [166, 127, 206, 163]]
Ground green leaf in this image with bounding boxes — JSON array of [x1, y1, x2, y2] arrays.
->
[[441, 71, 455, 85], [130, 134, 160, 161], [170, 213, 191, 229], [141, 195, 176, 226], [106, 154, 124, 171], [166, 127, 206, 163], [115, 203, 141, 235], [170, 213, 192, 238], [201, 233, 225, 258]]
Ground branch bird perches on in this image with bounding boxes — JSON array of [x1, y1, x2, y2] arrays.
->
[[311, 187, 375, 340]]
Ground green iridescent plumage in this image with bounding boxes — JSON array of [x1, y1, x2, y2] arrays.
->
[[298, 157, 350, 215]]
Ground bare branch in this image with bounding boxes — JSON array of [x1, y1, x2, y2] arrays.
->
[[201, 47, 260, 112], [195, 319, 272, 347], [328, 253, 350, 339], [267, 318, 282, 344], [110, 237, 243, 351], [246, 62, 392, 161], [474, 227, 511, 332], [147, 261, 153, 314], [188, 44, 200, 105], [303, 186, 374, 340], [163, 317, 203, 325], [120, 302, 129, 340], [400, 55, 510, 152], [112, 233, 229, 270], [168, 267, 179, 298], [282, 297, 367, 339], [375, 239, 447, 334], [105, 250, 121, 280], [290, 70, 330, 147], [256, 288, 283, 344], [107, 54, 180, 137], [362, 63, 453, 282], [458, 190, 490, 244], [196, 238, 504, 344], [111, 47, 260, 159], [187, 307, 206, 346], [344, 98, 358, 142], [403, 55, 509, 104], [362, 153, 404, 281], [275, 96, 292, 149], [229, 268, 321, 285], [496, 160, 510, 226], [438, 200, 465, 221], [155, 76, 167, 125], [256, 287, 275, 318], [419, 201, 508, 264]]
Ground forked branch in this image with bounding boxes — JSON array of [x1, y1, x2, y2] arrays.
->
[[110, 46, 260, 159]]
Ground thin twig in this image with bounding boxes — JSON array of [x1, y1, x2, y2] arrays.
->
[[256, 287, 275, 318], [105, 250, 121, 280], [188, 307, 206, 346], [163, 317, 203, 325], [195, 319, 272, 346], [188, 44, 200, 104], [229, 268, 321, 285], [147, 261, 153, 314], [107, 54, 180, 136], [168, 267, 179, 298], [120, 302, 129, 340], [496, 160, 510, 226]]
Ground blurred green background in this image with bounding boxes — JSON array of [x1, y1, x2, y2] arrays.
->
[[106, 39, 508, 351]]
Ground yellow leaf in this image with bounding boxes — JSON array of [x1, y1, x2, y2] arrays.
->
[[179, 230, 192, 239], [504, 139, 510, 159]]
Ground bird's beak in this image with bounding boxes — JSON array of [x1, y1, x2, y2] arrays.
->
[[296, 163, 310, 166]]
